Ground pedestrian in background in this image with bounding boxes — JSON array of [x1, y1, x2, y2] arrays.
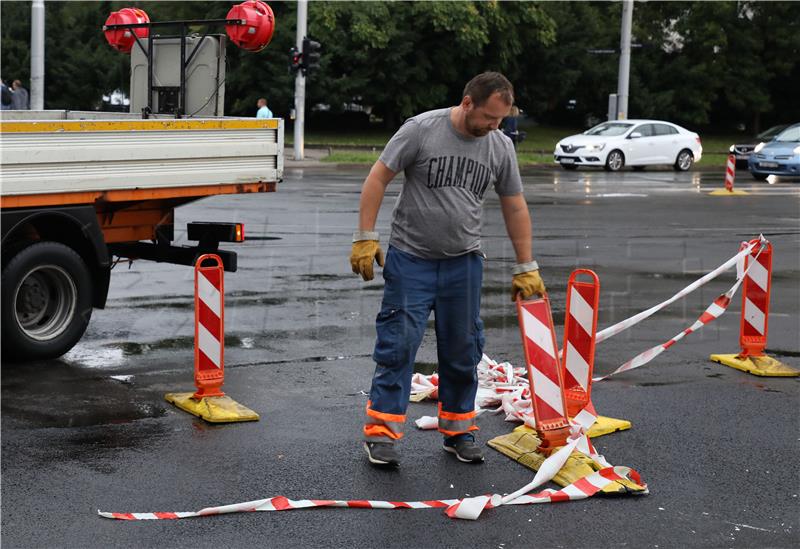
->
[[502, 105, 525, 148], [351, 72, 546, 468], [1, 78, 13, 110], [11, 80, 30, 110], [256, 97, 272, 119]]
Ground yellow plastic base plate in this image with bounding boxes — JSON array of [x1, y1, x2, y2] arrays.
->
[[164, 393, 260, 423], [710, 354, 799, 377], [488, 425, 646, 494], [585, 415, 632, 437], [709, 189, 750, 196]]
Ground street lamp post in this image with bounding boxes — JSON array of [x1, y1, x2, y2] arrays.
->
[[616, 0, 633, 120]]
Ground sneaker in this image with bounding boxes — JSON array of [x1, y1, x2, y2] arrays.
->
[[363, 441, 399, 467], [443, 434, 485, 463]]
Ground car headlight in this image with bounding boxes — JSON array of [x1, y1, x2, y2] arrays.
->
[[794, 145, 800, 155], [584, 143, 606, 152], [729, 145, 735, 153], [754, 142, 765, 153]]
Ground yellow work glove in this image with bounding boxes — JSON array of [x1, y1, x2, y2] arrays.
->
[[350, 231, 384, 281], [511, 261, 546, 301]]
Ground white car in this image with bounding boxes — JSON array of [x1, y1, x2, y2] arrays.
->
[[554, 119, 702, 172]]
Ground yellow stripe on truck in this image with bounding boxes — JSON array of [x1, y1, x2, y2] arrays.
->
[[0, 118, 280, 133]]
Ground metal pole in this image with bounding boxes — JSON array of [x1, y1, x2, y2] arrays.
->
[[30, 0, 45, 110], [293, 0, 308, 161], [616, 0, 633, 120]]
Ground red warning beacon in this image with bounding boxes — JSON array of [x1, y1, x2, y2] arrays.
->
[[103, 8, 150, 53], [225, 1, 276, 52]]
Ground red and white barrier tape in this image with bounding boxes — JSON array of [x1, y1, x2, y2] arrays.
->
[[100, 401, 641, 522], [595, 238, 761, 344], [593, 238, 766, 380]]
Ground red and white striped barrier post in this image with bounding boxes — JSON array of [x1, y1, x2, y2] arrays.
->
[[710, 153, 749, 195], [561, 270, 599, 417], [165, 254, 260, 421], [724, 154, 736, 192], [711, 239, 798, 376], [194, 254, 226, 398], [516, 296, 571, 455]]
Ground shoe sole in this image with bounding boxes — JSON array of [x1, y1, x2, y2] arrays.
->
[[443, 444, 485, 463], [363, 442, 399, 467]]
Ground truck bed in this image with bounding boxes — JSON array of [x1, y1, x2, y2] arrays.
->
[[0, 111, 283, 209]]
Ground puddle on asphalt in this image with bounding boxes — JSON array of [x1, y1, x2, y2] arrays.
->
[[62, 334, 258, 368], [2, 380, 167, 428]]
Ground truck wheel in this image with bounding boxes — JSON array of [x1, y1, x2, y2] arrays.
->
[[1, 242, 93, 361]]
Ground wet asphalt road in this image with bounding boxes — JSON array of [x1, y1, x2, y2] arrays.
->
[[2, 167, 799, 548]]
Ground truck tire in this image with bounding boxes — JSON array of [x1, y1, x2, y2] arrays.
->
[[1, 242, 93, 361]]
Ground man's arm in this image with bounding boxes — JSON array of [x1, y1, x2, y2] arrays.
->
[[499, 193, 532, 263], [500, 193, 546, 299], [358, 160, 397, 231], [351, 161, 397, 281]]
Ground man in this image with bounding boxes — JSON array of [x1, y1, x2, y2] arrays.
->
[[256, 97, 272, 119], [11, 80, 29, 110], [350, 72, 545, 468], [0, 78, 12, 110]]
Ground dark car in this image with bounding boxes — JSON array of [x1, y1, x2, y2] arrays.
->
[[729, 124, 790, 169]]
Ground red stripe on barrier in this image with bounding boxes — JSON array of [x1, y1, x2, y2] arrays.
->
[[197, 300, 222, 340], [200, 268, 221, 290], [197, 349, 220, 373]]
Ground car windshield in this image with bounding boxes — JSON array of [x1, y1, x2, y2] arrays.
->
[[756, 124, 789, 141], [774, 125, 800, 142], [584, 123, 633, 136]]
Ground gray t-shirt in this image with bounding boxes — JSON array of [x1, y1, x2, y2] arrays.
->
[[379, 107, 523, 259]]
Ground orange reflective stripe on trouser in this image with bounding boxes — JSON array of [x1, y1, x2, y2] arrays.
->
[[364, 400, 405, 441], [437, 403, 478, 436]]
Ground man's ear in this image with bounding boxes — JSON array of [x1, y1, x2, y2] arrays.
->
[[461, 95, 473, 111]]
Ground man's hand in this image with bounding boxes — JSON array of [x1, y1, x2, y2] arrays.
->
[[511, 262, 546, 301], [351, 239, 384, 281]]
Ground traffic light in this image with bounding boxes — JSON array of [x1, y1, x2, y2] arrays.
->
[[302, 36, 321, 74], [289, 46, 302, 73]]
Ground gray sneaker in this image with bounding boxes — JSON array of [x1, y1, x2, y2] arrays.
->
[[443, 435, 485, 463], [364, 441, 399, 467]]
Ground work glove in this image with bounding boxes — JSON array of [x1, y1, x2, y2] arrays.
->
[[511, 260, 546, 301], [350, 231, 384, 282]]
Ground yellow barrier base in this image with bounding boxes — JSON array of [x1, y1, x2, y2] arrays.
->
[[488, 425, 646, 495], [709, 189, 750, 196], [710, 354, 799, 377], [585, 415, 632, 437], [165, 392, 260, 423]]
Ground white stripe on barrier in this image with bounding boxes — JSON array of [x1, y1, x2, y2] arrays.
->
[[197, 272, 222, 317], [198, 324, 221, 367], [744, 297, 766, 333], [522, 307, 555, 358], [569, 286, 595, 335], [748, 258, 769, 292], [565, 341, 591, 391], [530, 367, 565, 415]]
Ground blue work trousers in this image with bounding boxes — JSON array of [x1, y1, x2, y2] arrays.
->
[[364, 246, 485, 442]]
